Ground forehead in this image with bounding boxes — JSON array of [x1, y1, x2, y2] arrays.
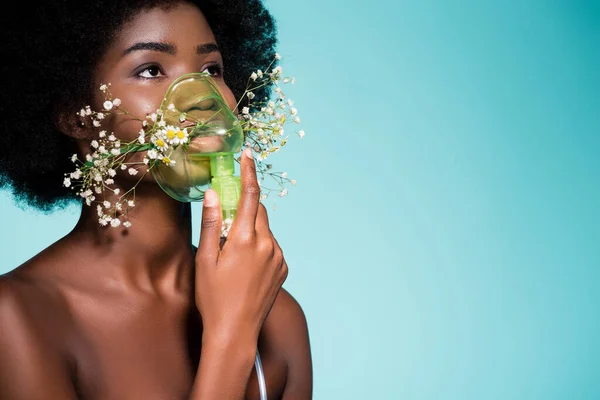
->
[[110, 3, 216, 52]]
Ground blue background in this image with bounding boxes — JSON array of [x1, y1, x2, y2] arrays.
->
[[1, 0, 599, 398]]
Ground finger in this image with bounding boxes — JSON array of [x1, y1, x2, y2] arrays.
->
[[254, 203, 271, 238], [197, 189, 222, 265], [229, 148, 260, 238], [279, 258, 289, 285]]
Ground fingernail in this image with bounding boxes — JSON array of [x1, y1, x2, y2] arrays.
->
[[204, 189, 218, 206], [244, 148, 253, 159]]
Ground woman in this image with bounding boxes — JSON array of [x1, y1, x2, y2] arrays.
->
[[0, 1, 313, 399]]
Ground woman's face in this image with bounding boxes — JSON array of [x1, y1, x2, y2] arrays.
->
[[89, 2, 236, 183]]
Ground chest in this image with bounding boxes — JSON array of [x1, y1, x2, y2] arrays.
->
[[66, 298, 286, 400]]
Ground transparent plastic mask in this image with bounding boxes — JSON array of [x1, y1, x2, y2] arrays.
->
[[151, 73, 243, 206]]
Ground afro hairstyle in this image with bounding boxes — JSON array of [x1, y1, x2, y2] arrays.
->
[[0, 0, 278, 211]]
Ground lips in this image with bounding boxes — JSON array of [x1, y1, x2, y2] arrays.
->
[[186, 135, 227, 154]]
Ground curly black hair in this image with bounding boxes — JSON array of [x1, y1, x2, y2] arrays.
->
[[0, 0, 278, 212]]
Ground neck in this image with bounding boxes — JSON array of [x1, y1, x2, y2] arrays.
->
[[69, 182, 195, 296]]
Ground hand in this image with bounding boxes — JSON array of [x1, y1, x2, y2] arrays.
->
[[195, 148, 288, 342]]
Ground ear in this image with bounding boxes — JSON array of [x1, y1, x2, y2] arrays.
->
[[54, 109, 95, 140]]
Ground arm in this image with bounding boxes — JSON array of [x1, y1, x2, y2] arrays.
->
[[0, 277, 78, 400], [272, 288, 313, 399], [191, 151, 289, 399], [188, 329, 259, 399]]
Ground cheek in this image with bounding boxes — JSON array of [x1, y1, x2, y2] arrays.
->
[[219, 84, 238, 112], [94, 87, 165, 141]]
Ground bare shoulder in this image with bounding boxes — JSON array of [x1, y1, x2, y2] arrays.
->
[[0, 271, 72, 344], [0, 273, 77, 399], [267, 288, 310, 343], [263, 287, 313, 399]]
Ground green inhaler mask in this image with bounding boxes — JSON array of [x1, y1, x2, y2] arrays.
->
[[151, 73, 243, 226]]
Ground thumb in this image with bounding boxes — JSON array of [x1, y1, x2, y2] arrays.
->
[[197, 189, 222, 265]]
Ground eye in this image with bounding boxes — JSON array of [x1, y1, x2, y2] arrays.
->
[[136, 64, 165, 79], [201, 62, 223, 78]]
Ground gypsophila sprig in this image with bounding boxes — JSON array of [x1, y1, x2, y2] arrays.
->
[[236, 53, 304, 202], [64, 53, 305, 228]]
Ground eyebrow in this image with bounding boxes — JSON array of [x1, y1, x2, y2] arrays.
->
[[123, 42, 176, 56], [196, 43, 219, 54], [122, 42, 220, 56]]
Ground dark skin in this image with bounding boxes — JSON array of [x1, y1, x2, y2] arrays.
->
[[0, 3, 312, 399]]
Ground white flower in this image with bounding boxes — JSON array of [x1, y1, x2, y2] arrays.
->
[[91, 140, 99, 149], [298, 130, 305, 138], [121, 164, 127, 170], [96, 113, 105, 120], [161, 156, 176, 166], [128, 168, 138, 176], [275, 53, 281, 60], [247, 91, 255, 100], [103, 201, 111, 208], [148, 149, 159, 159], [99, 84, 107, 92], [111, 148, 120, 156], [92, 120, 101, 127], [167, 103, 176, 111], [123, 221, 132, 228], [173, 128, 189, 145], [105, 178, 114, 185], [242, 107, 250, 115], [103, 101, 113, 111], [143, 157, 149, 164], [99, 218, 108, 226], [99, 130, 106, 138], [108, 134, 116, 141], [127, 200, 135, 207], [110, 218, 121, 227], [108, 168, 116, 177], [112, 98, 121, 107], [63, 177, 71, 187], [256, 69, 263, 78], [290, 107, 298, 116], [278, 188, 288, 197], [114, 188, 120, 195], [70, 169, 81, 179], [291, 179, 297, 186], [71, 154, 78, 162], [293, 117, 300, 124], [250, 72, 258, 81], [281, 172, 287, 178]]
